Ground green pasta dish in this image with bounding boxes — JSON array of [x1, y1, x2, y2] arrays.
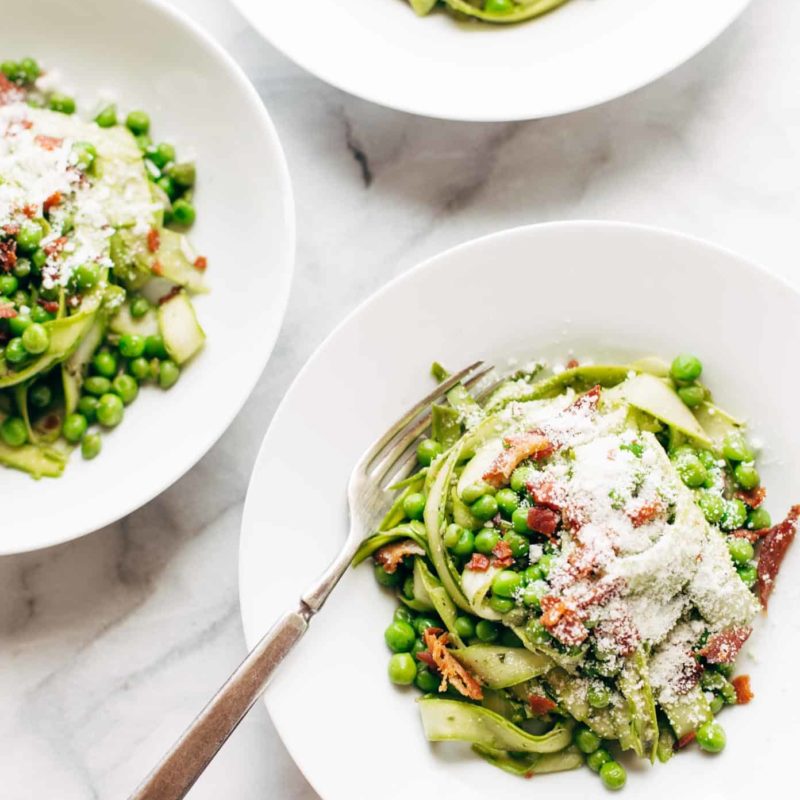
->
[[0, 58, 206, 477], [356, 354, 798, 789], [406, 0, 570, 25]]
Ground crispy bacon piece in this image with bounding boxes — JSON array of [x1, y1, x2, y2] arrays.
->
[[44, 236, 67, 256], [528, 479, 564, 512], [565, 358, 580, 369], [698, 626, 752, 664], [373, 539, 425, 575], [0, 303, 18, 319], [158, 286, 182, 306], [482, 430, 554, 488], [491, 539, 514, 568], [732, 674, 754, 705], [34, 134, 63, 151], [466, 553, 490, 572], [21, 204, 36, 218], [674, 657, 703, 695], [423, 628, 483, 700], [147, 227, 160, 253], [38, 299, 59, 313], [193, 255, 208, 271], [527, 506, 560, 539], [627, 499, 664, 528], [0, 239, 17, 272], [528, 694, 557, 715], [731, 528, 765, 544], [675, 732, 696, 750], [0, 74, 24, 106], [736, 486, 766, 509], [594, 612, 640, 657], [151, 260, 164, 276], [43, 191, 62, 215], [568, 384, 601, 415], [757, 504, 800, 609]]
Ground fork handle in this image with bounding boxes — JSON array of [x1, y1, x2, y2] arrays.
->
[[129, 606, 310, 800]]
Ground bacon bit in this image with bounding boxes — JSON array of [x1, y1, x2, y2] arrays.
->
[[736, 486, 766, 509], [732, 674, 754, 705], [528, 694, 557, 716], [757, 504, 800, 609], [151, 260, 164, 276], [42, 414, 61, 431], [0, 74, 24, 106], [730, 528, 763, 544], [44, 236, 67, 256], [569, 384, 601, 415], [466, 553, 490, 572], [491, 539, 514, 568], [528, 479, 564, 512], [482, 430, 555, 488], [193, 255, 208, 272], [0, 239, 17, 272], [675, 732, 696, 750], [698, 626, 752, 664], [158, 286, 182, 306], [43, 191, 62, 215], [38, 299, 59, 313], [565, 358, 580, 369], [34, 134, 64, 151], [0, 303, 18, 319], [373, 539, 425, 574], [527, 506, 560, 540], [422, 628, 483, 700], [594, 612, 640, 657], [627, 499, 664, 528], [21, 204, 37, 219], [147, 227, 160, 253], [416, 650, 435, 669], [3, 224, 20, 236]]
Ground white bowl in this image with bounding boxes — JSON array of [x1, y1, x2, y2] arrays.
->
[[231, 0, 751, 121], [0, 0, 295, 554], [240, 222, 799, 800]]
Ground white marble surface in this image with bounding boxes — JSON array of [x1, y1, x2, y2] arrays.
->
[[1, 0, 799, 797]]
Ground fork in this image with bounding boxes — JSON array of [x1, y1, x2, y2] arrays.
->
[[130, 360, 492, 800]]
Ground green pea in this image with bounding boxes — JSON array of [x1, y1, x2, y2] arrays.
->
[[415, 665, 440, 693], [62, 413, 88, 443], [747, 507, 771, 530], [411, 637, 426, 656], [135, 133, 152, 152], [81, 432, 102, 460], [112, 374, 138, 405], [129, 296, 150, 318], [4, 337, 28, 365], [511, 506, 530, 534], [374, 564, 402, 588], [492, 569, 523, 599], [394, 606, 414, 625], [510, 465, 536, 493], [30, 307, 53, 326], [94, 104, 117, 128], [443, 523, 463, 549], [77, 395, 99, 423], [414, 616, 438, 636], [461, 482, 493, 505], [72, 141, 97, 172], [384, 620, 416, 653], [128, 356, 150, 381], [720, 499, 748, 531], [474, 529, 500, 555], [48, 93, 76, 114], [524, 564, 543, 582], [696, 720, 726, 753], [698, 490, 725, 524], [18, 57, 40, 83], [117, 334, 145, 359], [488, 595, 514, 614], [454, 616, 476, 640], [678, 385, 705, 408], [588, 684, 611, 709], [0, 416, 27, 447], [676, 453, 707, 488], [15, 221, 43, 254], [734, 462, 760, 491], [96, 393, 124, 428], [171, 199, 195, 227], [722, 433, 754, 462], [574, 726, 601, 754], [599, 761, 627, 790], [13, 257, 31, 279], [475, 620, 499, 642], [29, 383, 52, 408], [92, 350, 118, 377], [12, 290, 30, 308], [503, 531, 529, 558], [74, 262, 99, 291], [416, 437, 442, 466], [484, 0, 514, 13], [21, 322, 49, 355], [525, 619, 552, 645], [166, 161, 196, 188], [31, 247, 47, 271], [84, 376, 111, 396], [728, 537, 754, 565], [451, 529, 475, 557], [495, 488, 520, 517], [471, 494, 499, 521], [737, 562, 757, 588], [670, 354, 703, 383], [521, 582, 546, 609], [156, 175, 177, 201], [387, 652, 416, 685], [144, 334, 167, 360], [403, 492, 426, 521], [0, 274, 18, 295], [158, 359, 181, 389], [538, 553, 555, 577], [402, 575, 415, 599], [125, 110, 150, 136], [710, 694, 724, 715], [587, 748, 612, 773], [145, 142, 176, 170]]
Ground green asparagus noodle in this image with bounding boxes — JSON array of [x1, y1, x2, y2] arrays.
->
[[513, 626, 585, 673], [419, 697, 572, 754], [351, 521, 428, 567], [431, 404, 462, 450], [430, 361, 449, 383], [617, 648, 658, 761], [693, 401, 743, 449], [473, 744, 584, 777], [413, 557, 463, 645], [656, 722, 676, 763], [481, 687, 522, 720], [452, 645, 552, 689], [660, 685, 713, 739], [388, 467, 429, 491], [443, 0, 570, 24], [445, 381, 482, 426], [14, 383, 35, 444], [543, 667, 620, 739], [408, 0, 438, 16], [0, 439, 66, 478]]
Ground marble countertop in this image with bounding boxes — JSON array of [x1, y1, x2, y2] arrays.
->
[[2, 0, 799, 797]]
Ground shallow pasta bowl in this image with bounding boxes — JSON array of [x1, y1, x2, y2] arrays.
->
[[240, 221, 799, 799], [0, 0, 294, 554]]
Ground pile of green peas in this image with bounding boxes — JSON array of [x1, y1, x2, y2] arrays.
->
[[574, 725, 627, 790], [669, 353, 707, 409], [384, 606, 443, 691]]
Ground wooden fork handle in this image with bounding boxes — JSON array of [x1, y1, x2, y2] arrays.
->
[[129, 606, 310, 800]]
